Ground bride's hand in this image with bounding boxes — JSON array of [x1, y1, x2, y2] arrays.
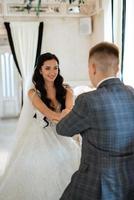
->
[[59, 108, 71, 120], [52, 109, 71, 123]]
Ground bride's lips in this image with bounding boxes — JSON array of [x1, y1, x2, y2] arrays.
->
[[48, 75, 56, 79]]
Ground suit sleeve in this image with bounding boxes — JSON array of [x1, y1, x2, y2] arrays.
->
[[56, 94, 91, 137]]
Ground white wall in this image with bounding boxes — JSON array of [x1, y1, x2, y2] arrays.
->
[[90, 0, 112, 46], [90, 11, 104, 46], [41, 18, 92, 86]]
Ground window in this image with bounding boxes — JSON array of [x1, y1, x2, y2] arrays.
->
[[0, 51, 21, 118], [1, 52, 15, 97], [123, 0, 134, 86]]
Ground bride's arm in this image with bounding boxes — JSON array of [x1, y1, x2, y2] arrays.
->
[[61, 86, 81, 144], [28, 89, 61, 121], [60, 87, 74, 118], [65, 87, 73, 110]]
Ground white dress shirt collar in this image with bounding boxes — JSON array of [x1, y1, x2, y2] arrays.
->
[[97, 76, 116, 88]]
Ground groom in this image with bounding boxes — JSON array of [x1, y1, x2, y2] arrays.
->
[[56, 41, 134, 200]]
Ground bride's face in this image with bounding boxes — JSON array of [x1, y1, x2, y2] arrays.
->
[[40, 59, 59, 82]]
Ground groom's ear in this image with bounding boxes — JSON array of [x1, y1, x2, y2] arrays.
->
[[89, 62, 96, 76]]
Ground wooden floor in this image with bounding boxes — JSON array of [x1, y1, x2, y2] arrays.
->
[[0, 118, 18, 176]]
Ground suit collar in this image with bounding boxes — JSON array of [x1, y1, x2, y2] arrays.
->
[[97, 77, 116, 88], [97, 78, 122, 89]]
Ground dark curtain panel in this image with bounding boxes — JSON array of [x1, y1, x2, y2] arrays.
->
[[4, 21, 44, 106], [120, 0, 126, 81], [4, 22, 23, 106], [35, 22, 44, 67], [4, 22, 22, 77]]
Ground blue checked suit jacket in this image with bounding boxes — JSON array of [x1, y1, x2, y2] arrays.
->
[[56, 78, 134, 200]]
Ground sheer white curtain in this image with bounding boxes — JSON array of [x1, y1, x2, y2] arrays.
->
[[123, 0, 134, 86], [103, 0, 112, 42], [103, 0, 123, 48], [112, 1, 123, 49], [112, 0, 123, 78], [10, 22, 39, 98], [102, 0, 123, 78], [0, 22, 40, 177]]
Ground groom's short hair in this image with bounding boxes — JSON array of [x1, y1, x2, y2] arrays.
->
[[90, 42, 119, 70]]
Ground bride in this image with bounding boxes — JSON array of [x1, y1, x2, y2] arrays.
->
[[0, 53, 80, 200]]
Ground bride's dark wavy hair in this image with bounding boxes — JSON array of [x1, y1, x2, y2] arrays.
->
[[32, 52, 67, 112]]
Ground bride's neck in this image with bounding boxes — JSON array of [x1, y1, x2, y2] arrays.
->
[[45, 82, 55, 90]]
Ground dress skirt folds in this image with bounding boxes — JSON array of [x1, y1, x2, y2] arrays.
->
[[0, 109, 80, 200]]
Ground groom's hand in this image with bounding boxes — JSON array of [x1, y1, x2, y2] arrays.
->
[[52, 109, 71, 123]]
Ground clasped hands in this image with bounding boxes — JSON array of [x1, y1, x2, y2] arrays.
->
[[60, 108, 71, 120], [52, 108, 71, 124]]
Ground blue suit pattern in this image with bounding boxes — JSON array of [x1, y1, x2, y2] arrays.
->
[[56, 78, 134, 200]]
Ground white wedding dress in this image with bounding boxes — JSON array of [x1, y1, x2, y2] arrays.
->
[[0, 96, 81, 200]]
